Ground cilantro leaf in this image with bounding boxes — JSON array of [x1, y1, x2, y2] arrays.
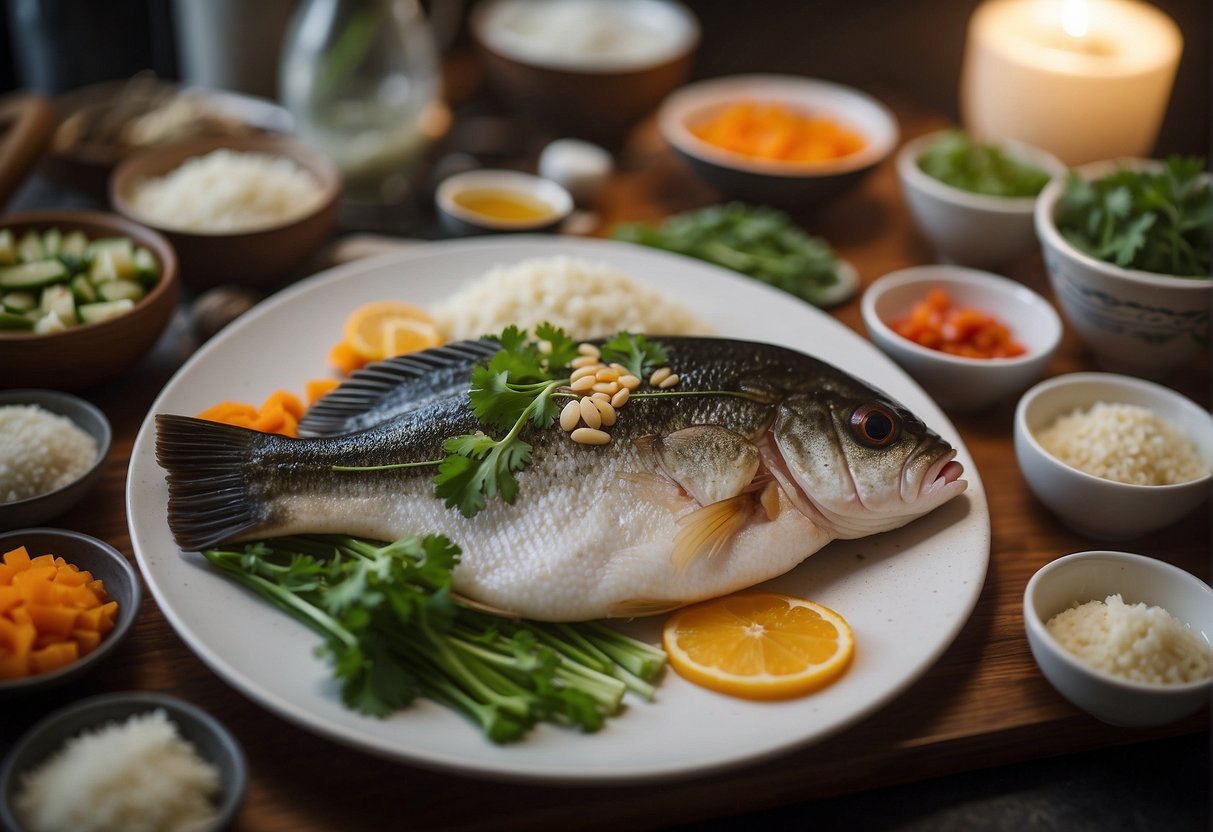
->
[[600, 331, 669, 378]]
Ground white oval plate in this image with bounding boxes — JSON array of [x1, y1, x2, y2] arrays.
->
[[127, 237, 989, 784]]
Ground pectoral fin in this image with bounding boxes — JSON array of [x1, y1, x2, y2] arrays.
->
[[637, 425, 761, 507], [671, 494, 753, 574]]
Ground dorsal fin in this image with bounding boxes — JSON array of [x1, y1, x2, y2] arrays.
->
[[298, 340, 499, 437]]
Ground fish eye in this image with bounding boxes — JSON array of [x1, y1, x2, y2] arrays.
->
[[850, 403, 900, 447]]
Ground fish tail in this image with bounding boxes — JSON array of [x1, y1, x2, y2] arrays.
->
[[155, 414, 273, 552]]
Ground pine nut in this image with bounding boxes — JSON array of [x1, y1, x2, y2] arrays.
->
[[609, 362, 628, 375], [611, 388, 630, 408], [593, 398, 617, 426], [570, 365, 599, 382], [658, 373, 680, 389], [649, 367, 671, 386], [591, 391, 611, 401], [571, 355, 600, 369], [571, 427, 611, 445], [577, 343, 601, 358], [559, 400, 582, 431], [619, 374, 641, 390], [592, 381, 620, 395], [570, 375, 596, 392], [595, 368, 619, 382], [579, 396, 602, 429]]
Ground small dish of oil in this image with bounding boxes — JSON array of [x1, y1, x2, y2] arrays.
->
[[436, 169, 573, 236]]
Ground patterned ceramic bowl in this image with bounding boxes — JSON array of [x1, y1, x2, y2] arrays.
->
[[1034, 159, 1211, 380]]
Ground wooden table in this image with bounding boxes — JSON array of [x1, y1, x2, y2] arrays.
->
[[2, 95, 1208, 831]]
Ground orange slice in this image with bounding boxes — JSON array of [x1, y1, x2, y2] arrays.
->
[[342, 300, 442, 361], [661, 593, 854, 700]]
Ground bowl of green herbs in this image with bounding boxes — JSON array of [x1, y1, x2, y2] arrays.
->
[[1035, 156, 1211, 379], [898, 130, 1065, 268]]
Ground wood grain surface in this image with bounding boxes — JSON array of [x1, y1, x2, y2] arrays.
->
[[2, 94, 1208, 832]]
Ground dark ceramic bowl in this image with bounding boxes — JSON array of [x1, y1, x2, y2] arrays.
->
[[471, 0, 700, 145], [0, 392, 111, 530], [0, 211, 179, 391], [110, 134, 340, 291], [0, 528, 139, 696], [658, 74, 899, 210], [0, 691, 246, 831]]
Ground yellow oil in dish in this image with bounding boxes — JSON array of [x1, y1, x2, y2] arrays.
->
[[451, 189, 554, 223]]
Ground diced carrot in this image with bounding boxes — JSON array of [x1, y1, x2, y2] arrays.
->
[[8, 605, 30, 624], [891, 288, 1026, 360], [28, 554, 56, 569], [0, 648, 27, 679], [72, 629, 102, 655], [75, 606, 105, 631], [0, 563, 15, 585], [26, 604, 78, 638], [306, 378, 340, 404], [29, 641, 78, 674], [2, 546, 31, 572], [329, 341, 368, 375], [96, 601, 119, 634], [0, 586, 21, 614], [87, 579, 107, 598], [12, 570, 54, 603], [53, 566, 90, 587], [54, 583, 101, 608]]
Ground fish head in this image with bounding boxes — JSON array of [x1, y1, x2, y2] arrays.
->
[[762, 376, 967, 539]]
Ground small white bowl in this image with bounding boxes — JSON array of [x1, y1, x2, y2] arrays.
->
[[1014, 372, 1213, 539], [435, 169, 573, 236], [898, 131, 1065, 267], [1024, 550, 1213, 727], [658, 74, 898, 209], [861, 265, 1062, 412], [1034, 158, 1212, 379]]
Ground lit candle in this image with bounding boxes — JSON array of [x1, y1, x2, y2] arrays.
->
[[960, 0, 1182, 165]]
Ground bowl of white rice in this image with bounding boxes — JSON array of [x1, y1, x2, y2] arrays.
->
[[1014, 372, 1213, 540], [0, 691, 246, 832], [110, 134, 339, 290], [1024, 550, 1213, 727], [0, 390, 112, 531]]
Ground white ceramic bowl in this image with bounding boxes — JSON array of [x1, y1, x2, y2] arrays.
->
[[434, 169, 573, 236], [658, 74, 898, 209], [1034, 158, 1212, 379], [1014, 372, 1213, 540], [861, 265, 1062, 412], [1024, 550, 1213, 727], [898, 131, 1065, 267]]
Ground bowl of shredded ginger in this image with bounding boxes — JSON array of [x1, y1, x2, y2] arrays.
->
[[898, 130, 1064, 268], [1034, 156, 1211, 379], [1025, 550, 1213, 727], [658, 74, 898, 209], [0, 691, 246, 832], [862, 265, 1061, 412]]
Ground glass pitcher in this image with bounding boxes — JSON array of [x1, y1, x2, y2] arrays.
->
[[279, 0, 447, 210]]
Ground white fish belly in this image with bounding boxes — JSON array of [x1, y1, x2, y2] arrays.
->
[[270, 441, 832, 621]]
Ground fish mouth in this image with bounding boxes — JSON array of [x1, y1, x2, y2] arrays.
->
[[758, 433, 967, 539]]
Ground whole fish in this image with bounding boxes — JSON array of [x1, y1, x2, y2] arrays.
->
[[156, 337, 966, 621]]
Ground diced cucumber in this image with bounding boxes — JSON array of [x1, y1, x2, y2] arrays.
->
[[42, 228, 63, 257], [17, 231, 45, 263], [89, 248, 136, 283], [69, 274, 97, 304], [0, 230, 14, 266], [85, 237, 133, 259], [34, 309, 71, 334], [78, 298, 134, 324], [2, 290, 37, 313], [97, 279, 144, 303], [0, 259, 69, 289], [0, 311, 34, 331], [60, 230, 88, 258], [133, 247, 161, 284], [40, 284, 77, 324]]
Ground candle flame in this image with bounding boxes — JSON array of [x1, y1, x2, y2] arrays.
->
[[1060, 0, 1090, 38]]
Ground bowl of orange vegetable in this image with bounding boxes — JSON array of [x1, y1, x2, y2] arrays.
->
[[658, 74, 898, 209], [861, 265, 1062, 412], [0, 528, 140, 696]]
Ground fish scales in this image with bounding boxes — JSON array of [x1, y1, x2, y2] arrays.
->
[[157, 338, 967, 621]]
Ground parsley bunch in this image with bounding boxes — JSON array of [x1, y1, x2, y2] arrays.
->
[[917, 130, 1052, 197], [203, 534, 666, 743], [1054, 156, 1211, 278]]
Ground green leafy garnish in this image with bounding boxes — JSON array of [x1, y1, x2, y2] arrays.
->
[[434, 326, 668, 518], [202, 533, 667, 742], [600, 331, 669, 378], [917, 130, 1052, 198], [613, 202, 850, 306], [1054, 156, 1211, 278]]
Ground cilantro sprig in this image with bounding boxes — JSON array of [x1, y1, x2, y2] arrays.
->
[[1054, 156, 1211, 278], [203, 533, 666, 742], [434, 325, 666, 518]]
